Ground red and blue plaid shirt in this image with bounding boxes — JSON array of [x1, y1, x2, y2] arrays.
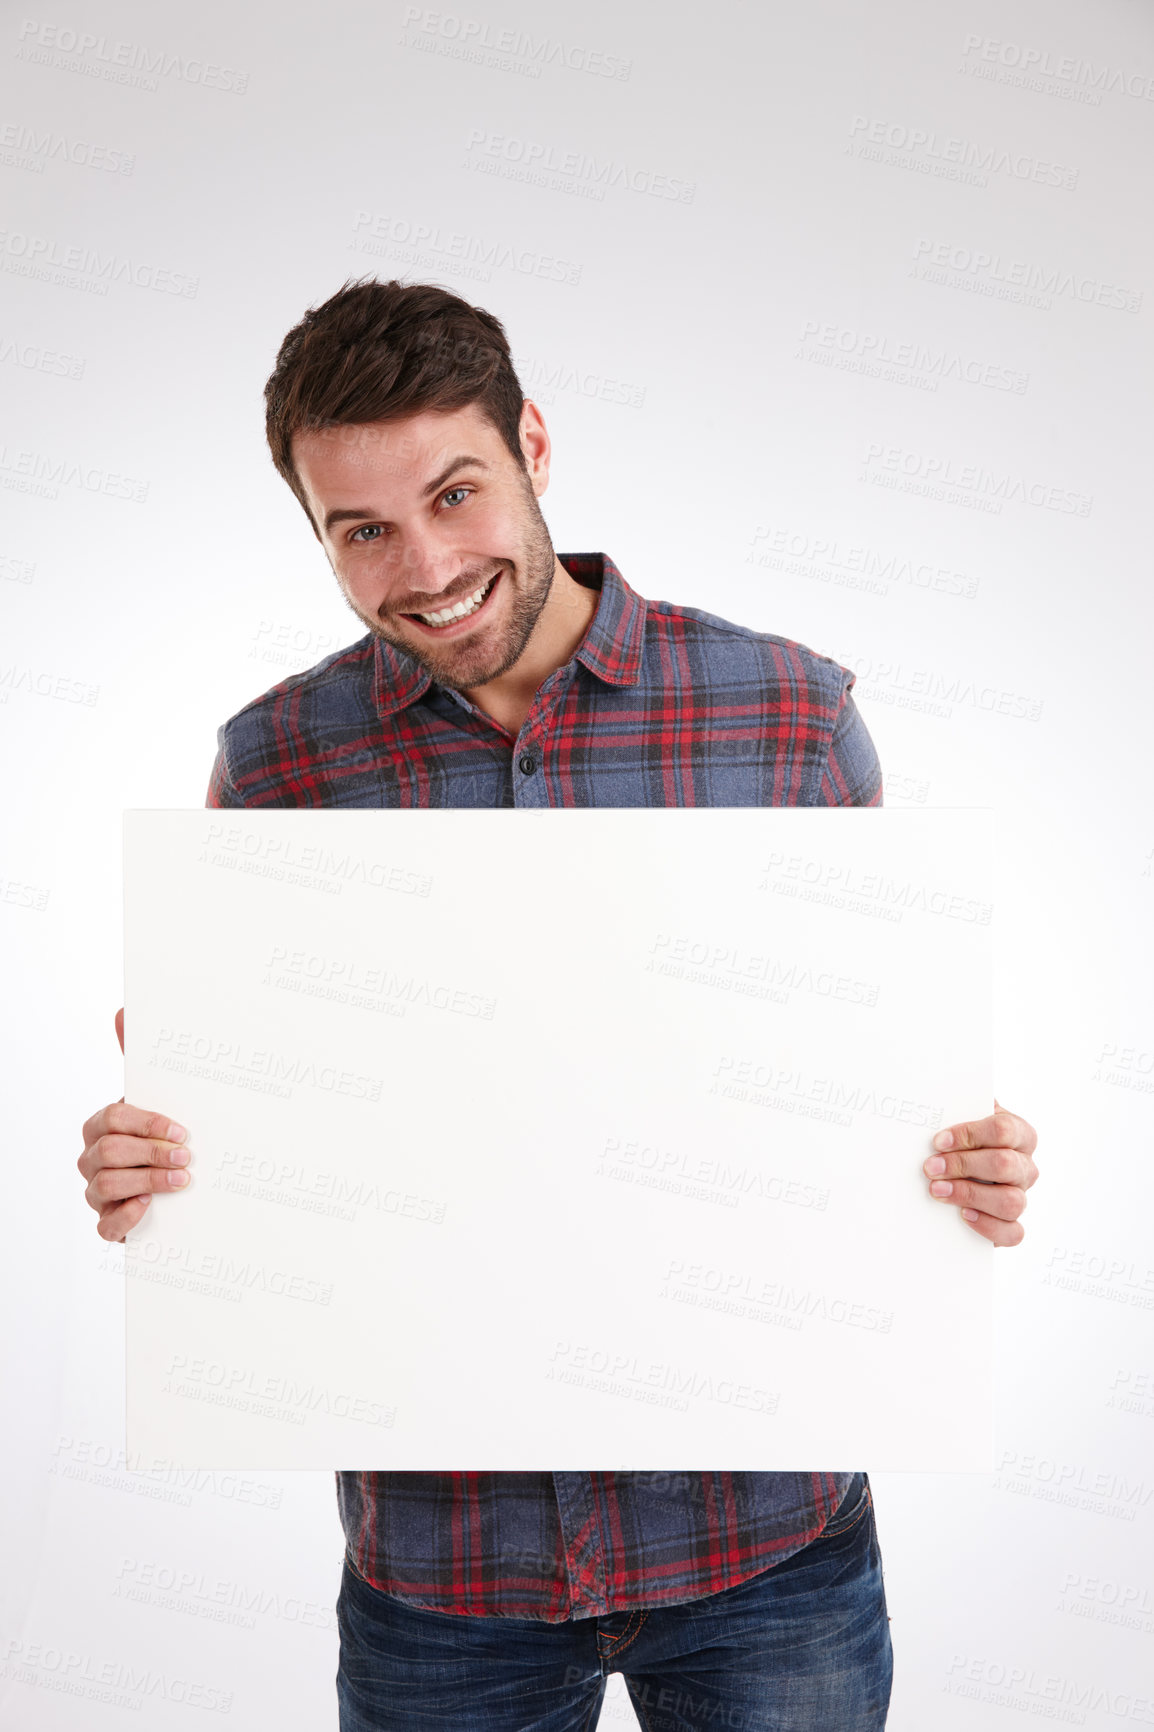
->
[[206, 551, 882, 1621]]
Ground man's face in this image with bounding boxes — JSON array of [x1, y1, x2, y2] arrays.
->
[[292, 402, 557, 692]]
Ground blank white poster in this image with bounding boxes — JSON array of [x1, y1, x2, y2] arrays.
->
[[123, 808, 993, 1471]]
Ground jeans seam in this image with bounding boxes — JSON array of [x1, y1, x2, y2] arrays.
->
[[598, 1608, 650, 1660], [625, 1676, 658, 1732]]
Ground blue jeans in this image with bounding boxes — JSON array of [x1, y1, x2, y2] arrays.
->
[[336, 1471, 892, 1729]]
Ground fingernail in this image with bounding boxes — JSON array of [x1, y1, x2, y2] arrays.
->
[[167, 1121, 188, 1143], [962, 1209, 979, 1222], [930, 1180, 953, 1197], [933, 1129, 955, 1152], [170, 1147, 191, 1165], [168, 1170, 190, 1187], [924, 1155, 947, 1176]]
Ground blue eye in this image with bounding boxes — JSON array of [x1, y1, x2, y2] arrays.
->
[[442, 487, 470, 507], [349, 524, 383, 542]]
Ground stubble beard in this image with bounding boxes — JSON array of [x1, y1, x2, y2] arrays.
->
[[341, 480, 557, 693]]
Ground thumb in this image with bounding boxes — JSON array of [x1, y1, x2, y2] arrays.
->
[[115, 1006, 125, 1056]]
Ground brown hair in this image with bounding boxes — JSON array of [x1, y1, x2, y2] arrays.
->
[[263, 277, 526, 536]]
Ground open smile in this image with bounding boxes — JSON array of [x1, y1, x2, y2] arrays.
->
[[401, 570, 502, 636]]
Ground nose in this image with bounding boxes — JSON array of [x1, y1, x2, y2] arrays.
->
[[388, 527, 462, 604]]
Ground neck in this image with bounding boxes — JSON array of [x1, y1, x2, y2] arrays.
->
[[462, 557, 599, 737]]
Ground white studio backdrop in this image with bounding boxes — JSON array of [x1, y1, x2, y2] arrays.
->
[[2, 0, 1151, 1725]]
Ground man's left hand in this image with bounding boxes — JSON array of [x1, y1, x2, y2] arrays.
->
[[922, 1100, 1039, 1247]]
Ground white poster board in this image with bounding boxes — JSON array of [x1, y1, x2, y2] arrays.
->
[[123, 809, 993, 1471]]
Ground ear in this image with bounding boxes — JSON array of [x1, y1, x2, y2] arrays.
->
[[518, 400, 551, 498]]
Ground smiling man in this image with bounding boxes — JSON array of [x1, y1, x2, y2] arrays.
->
[[78, 278, 1039, 1732], [291, 402, 596, 741]]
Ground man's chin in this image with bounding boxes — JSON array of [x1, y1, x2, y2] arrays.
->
[[368, 619, 509, 689]]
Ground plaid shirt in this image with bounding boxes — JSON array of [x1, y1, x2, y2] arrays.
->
[[206, 551, 883, 1621]]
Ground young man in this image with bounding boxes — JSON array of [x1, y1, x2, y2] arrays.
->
[[78, 279, 1039, 1731]]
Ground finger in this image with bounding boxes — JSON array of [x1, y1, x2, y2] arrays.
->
[[927, 1175, 1027, 1220], [992, 1099, 1040, 1182], [80, 1099, 188, 1159], [85, 1162, 190, 1212], [932, 1104, 1037, 1161], [960, 1205, 1025, 1248], [925, 1143, 1039, 1189], [96, 1194, 153, 1244], [78, 1125, 192, 1182], [115, 1005, 124, 1055], [933, 1105, 1034, 1156]]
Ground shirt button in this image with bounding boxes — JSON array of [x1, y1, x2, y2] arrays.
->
[[518, 754, 538, 775]]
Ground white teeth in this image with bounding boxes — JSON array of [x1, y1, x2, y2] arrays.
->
[[417, 575, 495, 627]]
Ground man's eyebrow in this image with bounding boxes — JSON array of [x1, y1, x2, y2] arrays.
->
[[422, 454, 489, 497], [322, 456, 490, 535]]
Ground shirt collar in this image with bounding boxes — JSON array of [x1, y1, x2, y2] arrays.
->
[[370, 550, 646, 721]]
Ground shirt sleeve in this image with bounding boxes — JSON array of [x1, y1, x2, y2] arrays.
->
[[812, 675, 883, 807], [204, 726, 245, 808]]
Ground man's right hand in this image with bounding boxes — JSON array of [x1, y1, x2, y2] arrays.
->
[[78, 1007, 192, 1243]]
